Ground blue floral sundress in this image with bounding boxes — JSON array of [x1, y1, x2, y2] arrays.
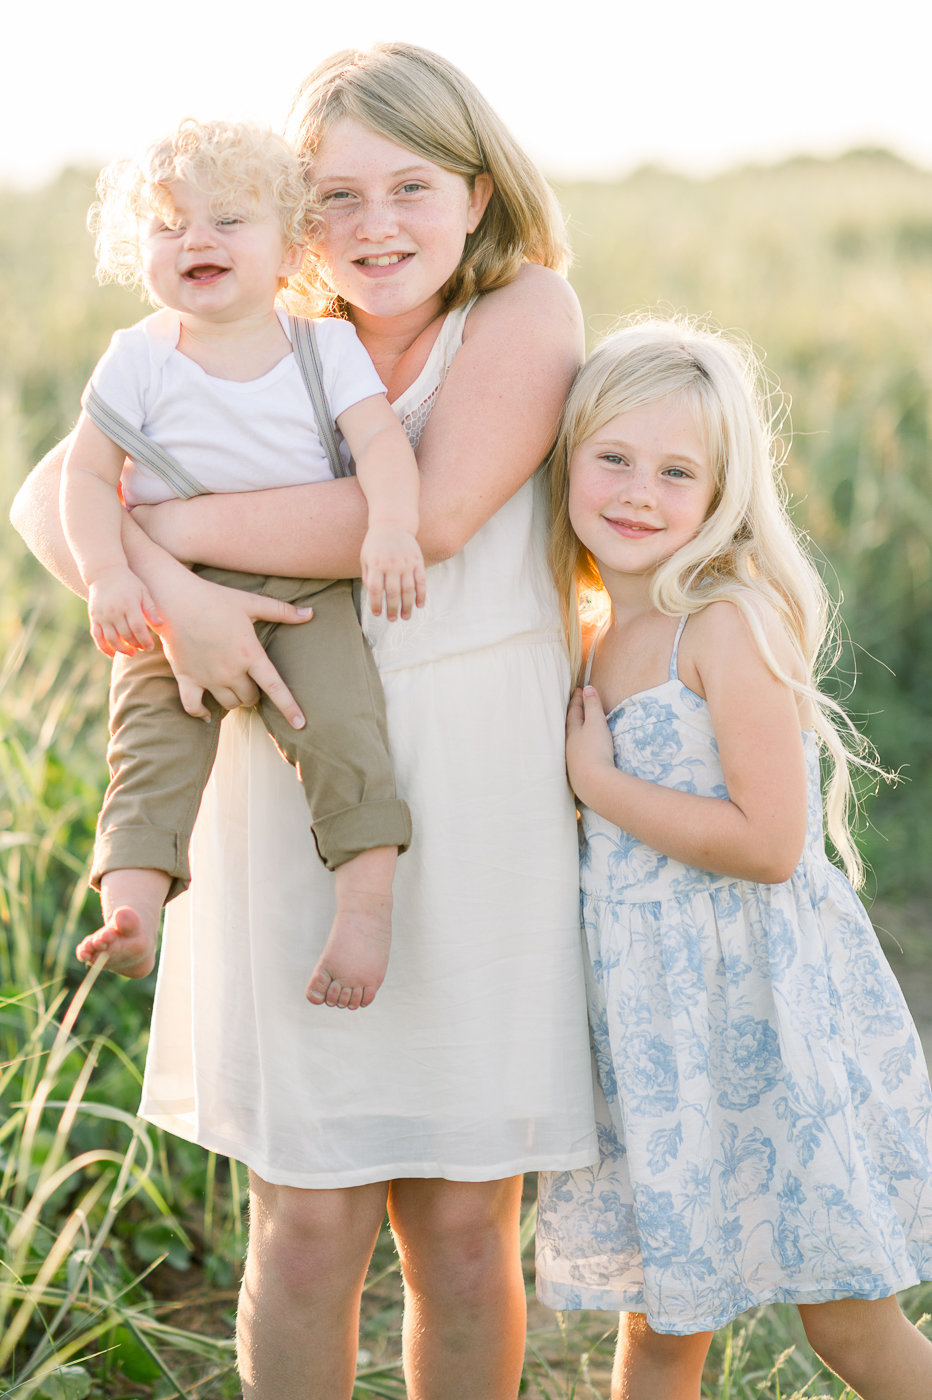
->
[[536, 616, 932, 1333]]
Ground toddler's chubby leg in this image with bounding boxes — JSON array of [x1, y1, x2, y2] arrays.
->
[[306, 847, 396, 1011], [75, 868, 170, 978]]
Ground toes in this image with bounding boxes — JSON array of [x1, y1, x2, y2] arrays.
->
[[306, 970, 330, 1005]]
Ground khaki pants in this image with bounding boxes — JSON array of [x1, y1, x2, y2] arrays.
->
[[91, 569, 411, 899]]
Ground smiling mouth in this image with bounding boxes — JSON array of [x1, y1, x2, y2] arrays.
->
[[183, 265, 228, 281], [608, 518, 660, 533], [355, 252, 411, 267]]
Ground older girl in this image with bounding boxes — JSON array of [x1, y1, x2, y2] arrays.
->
[[12, 43, 596, 1400]]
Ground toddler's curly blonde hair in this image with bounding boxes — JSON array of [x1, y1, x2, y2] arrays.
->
[[91, 118, 317, 300]]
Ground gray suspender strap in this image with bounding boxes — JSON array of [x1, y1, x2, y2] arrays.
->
[[289, 315, 352, 478], [84, 386, 208, 499], [83, 315, 347, 497]]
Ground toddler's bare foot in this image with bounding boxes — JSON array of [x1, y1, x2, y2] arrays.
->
[[76, 867, 169, 978], [306, 900, 393, 1010], [307, 847, 396, 1009], [75, 906, 158, 978]]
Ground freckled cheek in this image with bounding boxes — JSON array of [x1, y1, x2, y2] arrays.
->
[[567, 473, 606, 549]]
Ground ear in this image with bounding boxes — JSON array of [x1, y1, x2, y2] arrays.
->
[[466, 173, 494, 234], [279, 241, 306, 279]]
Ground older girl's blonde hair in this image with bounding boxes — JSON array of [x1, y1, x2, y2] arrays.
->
[[549, 314, 881, 886], [286, 41, 569, 315], [92, 119, 316, 301]]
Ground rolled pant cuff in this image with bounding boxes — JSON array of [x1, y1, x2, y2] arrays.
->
[[91, 825, 190, 901], [312, 800, 412, 871]]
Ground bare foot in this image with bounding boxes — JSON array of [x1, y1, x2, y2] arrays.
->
[[306, 900, 393, 1010], [76, 867, 169, 978], [76, 906, 158, 978], [306, 850, 397, 1009]]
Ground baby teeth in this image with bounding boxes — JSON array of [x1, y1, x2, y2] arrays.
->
[[363, 254, 403, 266]]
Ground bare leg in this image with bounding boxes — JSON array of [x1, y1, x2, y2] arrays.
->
[[388, 1176, 526, 1400], [798, 1295, 932, 1399], [611, 1312, 712, 1400], [306, 846, 396, 1010], [75, 867, 170, 977], [238, 1173, 389, 1400]]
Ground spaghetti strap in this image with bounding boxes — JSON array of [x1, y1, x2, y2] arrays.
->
[[668, 616, 689, 681], [584, 622, 610, 687]]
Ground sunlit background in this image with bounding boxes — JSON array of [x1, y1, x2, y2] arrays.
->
[[5, 0, 931, 185]]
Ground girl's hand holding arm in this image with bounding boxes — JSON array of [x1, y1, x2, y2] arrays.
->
[[12, 436, 311, 729], [571, 603, 809, 884], [117, 515, 310, 727], [337, 393, 426, 621], [131, 264, 586, 578]]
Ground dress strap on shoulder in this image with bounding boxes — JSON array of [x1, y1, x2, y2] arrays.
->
[[583, 621, 610, 687], [669, 616, 689, 681]]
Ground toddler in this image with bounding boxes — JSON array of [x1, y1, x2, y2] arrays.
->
[[64, 119, 425, 1010]]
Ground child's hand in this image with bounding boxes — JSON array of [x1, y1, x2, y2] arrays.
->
[[361, 524, 427, 621], [565, 686, 617, 800], [87, 567, 161, 657]]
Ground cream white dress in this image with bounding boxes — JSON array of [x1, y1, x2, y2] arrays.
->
[[139, 301, 598, 1187]]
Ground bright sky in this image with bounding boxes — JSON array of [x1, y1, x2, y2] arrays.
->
[[5, 1, 931, 186]]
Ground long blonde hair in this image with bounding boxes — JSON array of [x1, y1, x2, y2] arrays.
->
[[285, 42, 569, 315], [549, 314, 880, 885]]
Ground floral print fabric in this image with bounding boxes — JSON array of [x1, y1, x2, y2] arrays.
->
[[535, 619, 932, 1333]]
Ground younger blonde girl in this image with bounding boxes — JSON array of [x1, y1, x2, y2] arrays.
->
[[536, 316, 932, 1400]]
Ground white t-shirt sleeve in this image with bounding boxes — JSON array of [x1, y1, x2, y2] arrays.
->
[[81, 310, 179, 429], [312, 317, 387, 423]]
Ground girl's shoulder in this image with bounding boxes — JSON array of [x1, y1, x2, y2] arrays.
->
[[681, 595, 807, 693], [465, 264, 582, 343]]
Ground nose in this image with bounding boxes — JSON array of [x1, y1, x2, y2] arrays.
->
[[353, 198, 400, 243], [183, 221, 217, 250], [619, 465, 655, 507]]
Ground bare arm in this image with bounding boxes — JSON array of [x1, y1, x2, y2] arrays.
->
[[337, 392, 426, 620], [61, 413, 161, 655], [11, 436, 312, 727], [134, 265, 585, 576], [567, 603, 809, 884], [10, 438, 84, 593]]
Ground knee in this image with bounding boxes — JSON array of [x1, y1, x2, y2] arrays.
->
[[247, 1178, 386, 1299], [390, 1179, 523, 1301], [799, 1297, 888, 1374]]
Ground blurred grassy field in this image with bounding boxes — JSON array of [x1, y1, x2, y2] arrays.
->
[[1, 150, 930, 1396]]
